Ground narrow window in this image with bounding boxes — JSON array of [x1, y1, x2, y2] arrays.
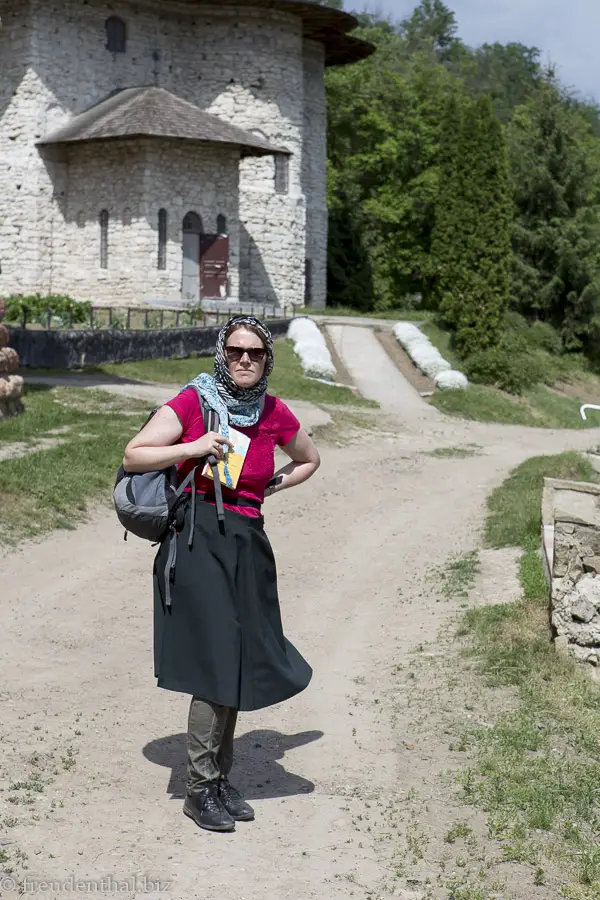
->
[[217, 214, 227, 234], [274, 154, 289, 194], [304, 258, 312, 305], [99, 209, 109, 269], [105, 17, 126, 53], [158, 208, 167, 270], [123, 207, 132, 226]]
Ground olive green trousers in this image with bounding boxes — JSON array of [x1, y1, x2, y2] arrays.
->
[[186, 696, 238, 794]]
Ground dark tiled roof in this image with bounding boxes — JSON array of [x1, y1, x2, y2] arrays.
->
[[38, 87, 290, 156]]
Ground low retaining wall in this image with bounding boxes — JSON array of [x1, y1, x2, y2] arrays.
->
[[10, 320, 292, 369], [542, 477, 600, 675]]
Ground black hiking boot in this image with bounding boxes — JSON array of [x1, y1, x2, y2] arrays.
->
[[183, 783, 235, 832], [218, 778, 255, 821]]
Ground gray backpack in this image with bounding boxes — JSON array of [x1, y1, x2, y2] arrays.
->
[[113, 386, 225, 606]]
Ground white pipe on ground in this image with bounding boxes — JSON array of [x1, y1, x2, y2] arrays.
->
[[580, 404, 600, 421]]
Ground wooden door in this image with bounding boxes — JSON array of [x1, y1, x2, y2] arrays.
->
[[200, 234, 229, 299]]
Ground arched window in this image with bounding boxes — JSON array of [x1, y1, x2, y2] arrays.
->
[[158, 208, 167, 270], [183, 211, 203, 234], [105, 17, 126, 53], [99, 210, 109, 269], [217, 214, 227, 235], [274, 154, 289, 194]]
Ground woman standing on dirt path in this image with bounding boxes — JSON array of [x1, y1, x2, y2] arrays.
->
[[123, 315, 320, 834]]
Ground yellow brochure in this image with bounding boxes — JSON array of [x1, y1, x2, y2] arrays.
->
[[202, 426, 250, 489]]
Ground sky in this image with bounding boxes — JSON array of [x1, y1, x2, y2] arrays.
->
[[357, 0, 600, 103]]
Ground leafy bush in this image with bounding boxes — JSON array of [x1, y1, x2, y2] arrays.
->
[[527, 320, 563, 355], [4, 294, 91, 326], [503, 310, 530, 335], [500, 328, 530, 355], [464, 347, 549, 394], [501, 312, 563, 356]]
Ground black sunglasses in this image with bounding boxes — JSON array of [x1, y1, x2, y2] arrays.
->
[[225, 345, 267, 363]]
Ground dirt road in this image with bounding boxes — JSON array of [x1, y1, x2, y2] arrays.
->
[[2, 325, 600, 899]]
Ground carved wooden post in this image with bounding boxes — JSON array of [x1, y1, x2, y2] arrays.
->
[[0, 300, 24, 419]]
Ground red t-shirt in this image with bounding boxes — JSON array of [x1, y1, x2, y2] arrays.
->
[[166, 388, 301, 518]]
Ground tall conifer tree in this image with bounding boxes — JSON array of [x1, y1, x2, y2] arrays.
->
[[432, 95, 511, 355], [509, 77, 600, 349]]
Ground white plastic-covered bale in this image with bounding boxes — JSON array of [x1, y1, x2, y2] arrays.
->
[[393, 322, 428, 351], [435, 370, 469, 390], [409, 343, 451, 379], [287, 317, 336, 380], [393, 321, 468, 388]]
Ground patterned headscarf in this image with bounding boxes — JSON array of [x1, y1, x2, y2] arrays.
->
[[179, 315, 274, 487], [214, 314, 274, 410]]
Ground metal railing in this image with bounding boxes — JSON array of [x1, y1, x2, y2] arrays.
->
[[10, 304, 297, 331]]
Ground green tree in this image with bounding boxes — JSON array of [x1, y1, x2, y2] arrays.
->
[[327, 191, 373, 309], [326, 20, 462, 307], [432, 95, 512, 355], [508, 76, 600, 349], [458, 42, 542, 123], [401, 0, 459, 57], [429, 93, 463, 321]]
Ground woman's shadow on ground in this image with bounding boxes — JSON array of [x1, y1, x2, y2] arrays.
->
[[143, 728, 322, 800]]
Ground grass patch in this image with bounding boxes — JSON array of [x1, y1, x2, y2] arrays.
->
[[304, 305, 432, 321], [430, 382, 599, 429], [96, 340, 377, 408], [435, 550, 480, 603], [485, 452, 597, 551], [456, 452, 600, 895], [421, 319, 462, 369], [426, 444, 482, 458], [310, 405, 379, 446], [0, 385, 149, 544], [423, 317, 600, 429], [444, 822, 474, 844]]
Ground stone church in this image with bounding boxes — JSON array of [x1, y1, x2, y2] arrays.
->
[[0, 0, 371, 311]]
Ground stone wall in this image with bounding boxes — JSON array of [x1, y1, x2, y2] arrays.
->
[[302, 40, 328, 309], [0, 0, 325, 308], [542, 478, 600, 672], [46, 139, 240, 306], [0, 1, 37, 296], [10, 319, 292, 369]]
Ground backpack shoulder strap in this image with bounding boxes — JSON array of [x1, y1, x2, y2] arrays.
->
[[190, 384, 220, 433], [189, 385, 225, 525]]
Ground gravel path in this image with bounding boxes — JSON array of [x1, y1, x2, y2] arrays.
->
[[2, 325, 600, 899], [327, 324, 441, 422]]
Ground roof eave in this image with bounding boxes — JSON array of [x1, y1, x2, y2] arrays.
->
[[324, 38, 375, 67], [37, 133, 289, 157]]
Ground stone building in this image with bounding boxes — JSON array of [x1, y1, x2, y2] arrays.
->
[[0, 0, 371, 310]]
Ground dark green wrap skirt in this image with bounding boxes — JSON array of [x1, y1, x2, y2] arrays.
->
[[153, 501, 312, 711]]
